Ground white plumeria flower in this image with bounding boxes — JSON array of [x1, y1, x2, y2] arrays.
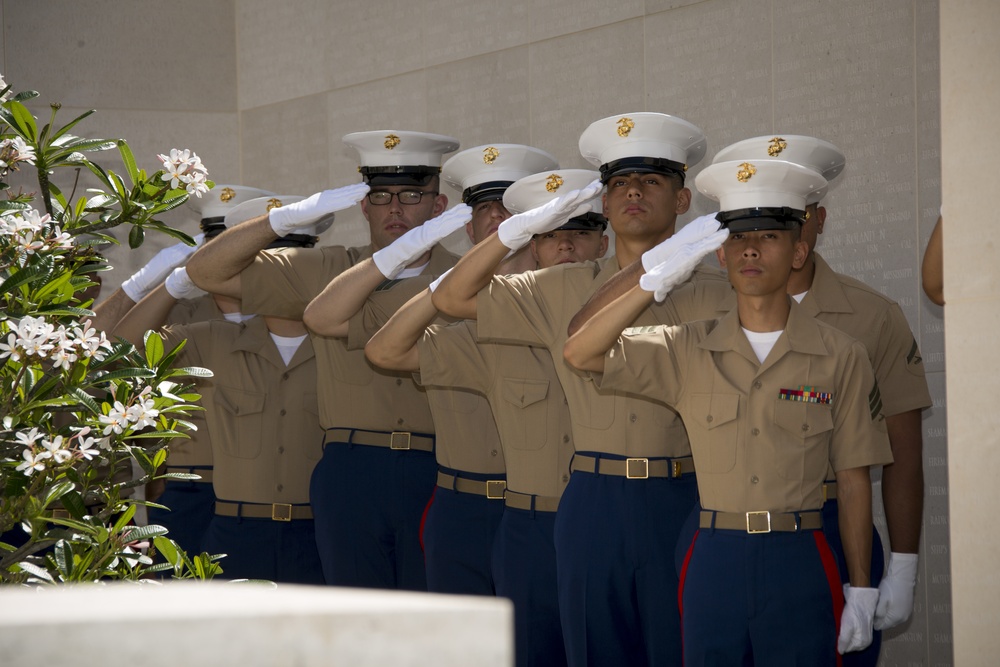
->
[[99, 401, 129, 436], [157, 148, 209, 193], [73, 321, 113, 361], [0, 333, 23, 361], [51, 343, 78, 371], [41, 435, 72, 464], [14, 427, 43, 448], [10, 137, 35, 165], [15, 448, 51, 476], [126, 398, 159, 429], [181, 170, 209, 198], [75, 428, 100, 461], [0, 72, 10, 103]]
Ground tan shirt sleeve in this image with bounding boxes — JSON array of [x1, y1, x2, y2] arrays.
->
[[241, 246, 356, 319], [418, 321, 494, 394], [870, 302, 932, 416], [828, 339, 894, 472]]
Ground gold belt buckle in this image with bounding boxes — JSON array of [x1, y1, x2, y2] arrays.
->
[[390, 431, 412, 450], [626, 458, 649, 479], [50, 509, 71, 520], [486, 480, 507, 500], [272, 503, 293, 522], [671, 460, 683, 478], [746, 510, 771, 534]]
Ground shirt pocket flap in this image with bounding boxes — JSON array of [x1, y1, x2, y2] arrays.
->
[[215, 386, 266, 417], [501, 378, 549, 409], [773, 399, 834, 439], [688, 393, 740, 431]]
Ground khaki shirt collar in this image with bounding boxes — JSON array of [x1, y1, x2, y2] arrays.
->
[[231, 316, 316, 371], [699, 298, 832, 370], [798, 253, 853, 316]]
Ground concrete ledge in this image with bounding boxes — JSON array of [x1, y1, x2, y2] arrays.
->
[[0, 582, 513, 666]]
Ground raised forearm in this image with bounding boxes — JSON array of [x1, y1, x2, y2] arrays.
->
[[365, 290, 436, 372], [303, 258, 386, 337], [882, 410, 924, 554], [921, 216, 944, 306], [112, 285, 180, 351], [564, 284, 654, 373], [186, 215, 277, 299], [567, 258, 642, 337], [836, 466, 874, 588], [430, 235, 510, 320], [91, 288, 137, 334]]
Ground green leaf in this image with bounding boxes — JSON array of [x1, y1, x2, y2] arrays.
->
[[122, 524, 168, 542], [128, 224, 144, 249], [47, 108, 95, 143], [43, 481, 75, 507], [56, 489, 87, 518], [117, 140, 139, 184], [152, 535, 179, 565], [111, 504, 137, 536], [0, 256, 55, 293], [151, 447, 169, 471], [68, 388, 101, 414], [17, 561, 55, 583], [144, 330, 164, 366], [53, 540, 74, 578], [8, 100, 38, 140], [164, 366, 214, 379], [85, 367, 157, 384], [125, 429, 189, 440], [12, 90, 40, 103], [158, 472, 203, 482]]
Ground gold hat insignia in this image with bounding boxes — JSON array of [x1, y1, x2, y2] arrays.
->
[[767, 137, 787, 157], [737, 162, 757, 183], [219, 187, 236, 202], [384, 134, 401, 150], [616, 117, 635, 138], [483, 146, 500, 164], [266, 198, 283, 211], [545, 173, 563, 192]]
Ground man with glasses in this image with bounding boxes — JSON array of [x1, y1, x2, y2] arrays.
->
[[186, 130, 461, 590]]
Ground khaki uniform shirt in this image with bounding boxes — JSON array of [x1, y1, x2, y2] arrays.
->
[[241, 243, 458, 431], [419, 320, 572, 494], [161, 294, 221, 469], [348, 286, 505, 476], [690, 254, 932, 418], [476, 257, 728, 458], [162, 317, 322, 504], [598, 301, 893, 513]]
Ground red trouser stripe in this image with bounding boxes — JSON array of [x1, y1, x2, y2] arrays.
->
[[813, 529, 845, 667], [419, 486, 436, 554], [677, 528, 700, 665]]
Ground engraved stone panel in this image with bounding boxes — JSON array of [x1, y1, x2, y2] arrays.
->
[[528, 0, 644, 43], [236, 0, 332, 110], [6, 0, 236, 112], [644, 1, 773, 220], [528, 20, 645, 171], [326, 1, 428, 90], [241, 94, 330, 199], [423, 0, 530, 67], [772, 0, 919, 323]]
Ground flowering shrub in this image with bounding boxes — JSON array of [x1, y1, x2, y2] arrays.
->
[[0, 75, 221, 582]]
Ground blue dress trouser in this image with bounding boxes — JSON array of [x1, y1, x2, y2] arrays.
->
[[423, 471, 504, 595], [310, 438, 437, 590], [493, 506, 567, 667], [148, 476, 216, 558], [679, 526, 843, 666], [202, 513, 325, 584], [554, 455, 698, 667], [822, 498, 886, 667]]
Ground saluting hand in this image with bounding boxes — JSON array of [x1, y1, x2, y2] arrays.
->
[[496, 178, 603, 251], [372, 205, 473, 279], [269, 182, 370, 237]]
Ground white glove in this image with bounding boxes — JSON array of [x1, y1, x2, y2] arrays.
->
[[642, 213, 723, 272], [639, 227, 729, 301], [268, 182, 370, 237], [874, 552, 918, 630], [496, 178, 603, 251], [372, 205, 472, 279], [838, 585, 879, 654], [121, 234, 204, 302], [164, 267, 207, 300]]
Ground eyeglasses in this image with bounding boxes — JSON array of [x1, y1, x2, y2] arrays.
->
[[365, 190, 438, 206]]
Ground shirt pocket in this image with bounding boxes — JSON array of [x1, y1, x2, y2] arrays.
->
[[771, 400, 835, 481], [501, 378, 550, 451], [685, 393, 740, 473], [214, 386, 266, 459]]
